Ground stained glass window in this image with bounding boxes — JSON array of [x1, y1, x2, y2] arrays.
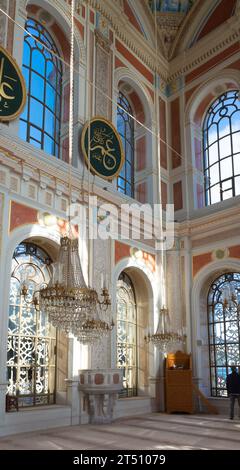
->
[[117, 272, 137, 397], [7, 243, 56, 409], [203, 90, 240, 205], [208, 272, 240, 397], [19, 19, 62, 157], [117, 92, 135, 197]]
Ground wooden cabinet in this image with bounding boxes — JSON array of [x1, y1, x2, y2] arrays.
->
[[165, 351, 193, 414]]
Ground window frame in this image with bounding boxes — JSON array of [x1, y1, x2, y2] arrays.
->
[[207, 272, 240, 397], [116, 272, 138, 398], [203, 90, 240, 206], [7, 242, 57, 409], [19, 18, 63, 158], [117, 91, 135, 197]]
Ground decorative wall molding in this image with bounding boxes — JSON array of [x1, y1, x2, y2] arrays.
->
[[0, 0, 8, 47]]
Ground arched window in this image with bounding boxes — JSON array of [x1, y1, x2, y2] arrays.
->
[[203, 90, 240, 205], [19, 18, 63, 157], [7, 243, 56, 408], [208, 272, 240, 397], [117, 272, 137, 397], [117, 91, 135, 197]]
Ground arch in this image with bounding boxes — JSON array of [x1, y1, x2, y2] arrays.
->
[[114, 69, 153, 128], [185, 70, 240, 127], [173, 0, 220, 57], [0, 225, 60, 375], [0, 225, 74, 410], [184, 70, 240, 209], [130, 0, 158, 47], [112, 257, 158, 394], [191, 0, 237, 46], [203, 89, 240, 205], [7, 241, 57, 406], [114, 69, 154, 202], [26, 0, 86, 64], [191, 258, 240, 395]]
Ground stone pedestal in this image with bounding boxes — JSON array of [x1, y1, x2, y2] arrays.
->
[[79, 369, 123, 424]]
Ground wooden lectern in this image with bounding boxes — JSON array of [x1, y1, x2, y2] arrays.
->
[[165, 350, 193, 414]]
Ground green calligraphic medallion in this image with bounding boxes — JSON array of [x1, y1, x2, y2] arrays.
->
[[81, 117, 124, 180], [0, 46, 26, 121]]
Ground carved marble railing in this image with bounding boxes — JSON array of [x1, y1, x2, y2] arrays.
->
[[79, 368, 123, 424]]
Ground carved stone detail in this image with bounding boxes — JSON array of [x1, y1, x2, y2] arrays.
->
[[0, 193, 3, 256], [0, 0, 8, 47], [95, 32, 111, 119], [91, 239, 112, 369], [156, 12, 185, 58]]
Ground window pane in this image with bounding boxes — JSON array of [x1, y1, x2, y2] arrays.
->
[[220, 157, 233, 179], [30, 99, 43, 128], [19, 19, 62, 157], [232, 132, 240, 154], [208, 142, 218, 166], [30, 72, 44, 102], [210, 184, 220, 204], [209, 163, 219, 186], [117, 91, 134, 197], [31, 48, 45, 75], [219, 135, 231, 158]]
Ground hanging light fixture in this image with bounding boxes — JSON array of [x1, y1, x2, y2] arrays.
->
[[38, 0, 114, 344], [145, 306, 186, 352], [222, 281, 240, 315]]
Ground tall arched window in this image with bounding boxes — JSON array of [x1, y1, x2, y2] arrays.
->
[[203, 90, 240, 205], [208, 272, 240, 397], [7, 243, 56, 408], [19, 18, 63, 157], [117, 272, 137, 397], [117, 91, 135, 197]]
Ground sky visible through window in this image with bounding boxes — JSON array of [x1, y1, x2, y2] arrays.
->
[[203, 91, 240, 205]]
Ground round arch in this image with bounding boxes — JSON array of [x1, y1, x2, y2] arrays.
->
[[114, 68, 153, 128], [0, 224, 60, 371], [114, 69, 155, 202], [26, 0, 86, 64], [112, 257, 158, 396], [185, 70, 240, 127], [191, 258, 240, 395]]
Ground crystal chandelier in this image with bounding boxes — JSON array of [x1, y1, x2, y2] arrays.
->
[[39, 236, 113, 343], [145, 306, 186, 352]]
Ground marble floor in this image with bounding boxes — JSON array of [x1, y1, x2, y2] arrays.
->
[[0, 413, 240, 450]]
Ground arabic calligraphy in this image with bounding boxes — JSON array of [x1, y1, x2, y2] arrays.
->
[[81, 117, 124, 180], [0, 46, 26, 121], [90, 128, 117, 170]]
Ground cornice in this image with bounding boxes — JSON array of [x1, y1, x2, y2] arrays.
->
[[83, 0, 169, 81], [168, 13, 240, 83], [54, 0, 240, 90], [178, 204, 240, 239]]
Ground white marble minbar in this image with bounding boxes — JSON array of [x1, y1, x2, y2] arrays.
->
[[79, 369, 123, 424]]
